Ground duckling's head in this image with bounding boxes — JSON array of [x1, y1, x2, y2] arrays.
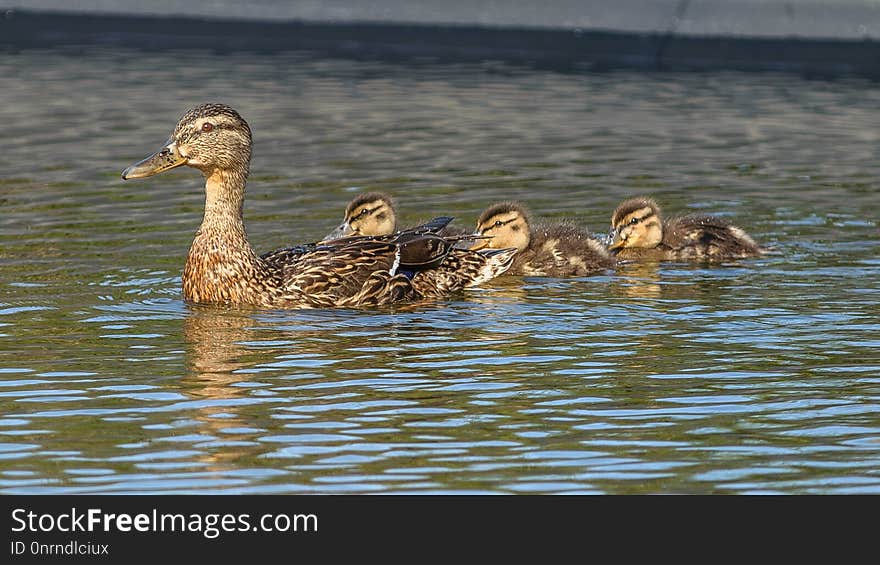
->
[[326, 192, 398, 239], [609, 197, 663, 251], [122, 103, 252, 180], [472, 202, 532, 252]]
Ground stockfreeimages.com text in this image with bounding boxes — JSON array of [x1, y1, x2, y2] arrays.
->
[[11, 508, 317, 539]]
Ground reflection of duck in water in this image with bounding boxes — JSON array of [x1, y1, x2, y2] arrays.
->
[[611, 261, 663, 299], [183, 307, 255, 398], [608, 197, 763, 262], [325, 191, 471, 240], [471, 201, 615, 277], [181, 307, 267, 467], [122, 104, 514, 308]]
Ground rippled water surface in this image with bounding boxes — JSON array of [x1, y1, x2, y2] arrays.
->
[[1, 48, 879, 494]]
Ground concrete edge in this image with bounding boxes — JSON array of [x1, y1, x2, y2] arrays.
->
[[2, 8, 879, 78]]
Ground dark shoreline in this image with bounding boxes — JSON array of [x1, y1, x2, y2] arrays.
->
[[2, 8, 879, 78]]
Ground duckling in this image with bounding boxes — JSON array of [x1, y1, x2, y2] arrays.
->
[[326, 192, 398, 239], [472, 201, 614, 277], [121, 103, 516, 308], [326, 191, 471, 240], [608, 197, 763, 262]]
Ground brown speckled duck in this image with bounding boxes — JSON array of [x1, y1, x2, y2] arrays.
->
[[608, 197, 763, 262], [471, 201, 615, 277], [121, 103, 516, 308], [326, 191, 471, 240]]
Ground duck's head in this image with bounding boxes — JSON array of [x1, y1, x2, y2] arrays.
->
[[122, 103, 252, 180], [471, 201, 532, 252], [608, 197, 663, 251], [325, 192, 398, 239]]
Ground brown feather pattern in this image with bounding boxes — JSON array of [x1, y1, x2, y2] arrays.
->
[[127, 104, 515, 308], [477, 201, 614, 277], [611, 197, 763, 262]]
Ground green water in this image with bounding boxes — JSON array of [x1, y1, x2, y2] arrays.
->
[[0, 48, 878, 493]]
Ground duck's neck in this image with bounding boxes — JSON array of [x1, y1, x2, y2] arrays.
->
[[183, 166, 269, 305], [204, 167, 248, 225]]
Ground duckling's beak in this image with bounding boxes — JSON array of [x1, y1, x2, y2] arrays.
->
[[468, 234, 490, 251], [121, 139, 187, 180], [325, 222, 354, 240], [607, 227, 625, 252]]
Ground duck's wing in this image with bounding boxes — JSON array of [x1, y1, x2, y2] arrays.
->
[[320, 215, 456, 242], [437, 224, 473, 238], [272, 238, 401, 304], [264, 216, 456, 267], [434, 223, 486, 249], [664, 215, 762, 259], [260, 242, 319, 267], [410, 247, 516, 296], [264, 217, 514, 307], [409, 216, 455, 235]]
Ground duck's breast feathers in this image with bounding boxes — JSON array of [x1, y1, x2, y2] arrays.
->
[[664, 215, 762, 258]]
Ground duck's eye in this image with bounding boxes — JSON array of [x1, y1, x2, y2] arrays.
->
[[360, 208, 369, 217], [630, 217, 639, 225], [201, 122, 214, 133], [494, 220, 503, 227]]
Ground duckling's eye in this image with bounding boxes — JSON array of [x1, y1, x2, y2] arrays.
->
[[359, 208, 369, 217], [629, 217, 639, 226], [201, 122, 214, 133], [494, 220, 503, 227]]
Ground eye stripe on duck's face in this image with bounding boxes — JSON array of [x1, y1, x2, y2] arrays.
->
[[183, 116, 242, 135], [476, 211, 530, 251], [348, 202, 387, 221], [616, 206, 656, 229], [479, 214, 520, 234], [196, 123, 237, 134], [173, 123, 243, 148]]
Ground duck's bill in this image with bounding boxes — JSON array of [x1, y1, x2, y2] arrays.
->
[[607, 229, 625, 251], [121, 140, 186, 180], [468, 235, 489, 251], [324, 222, 354, 241], [451, 237, 476, 250]]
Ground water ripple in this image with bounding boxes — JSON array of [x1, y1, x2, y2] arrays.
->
[[1, 49, 879, 493]]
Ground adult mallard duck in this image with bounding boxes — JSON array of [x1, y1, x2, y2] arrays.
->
[[471, 201, 615, 277], [121, 103, 515, 308], [326, 191, 471, 240], [608, 197, 763, 262]]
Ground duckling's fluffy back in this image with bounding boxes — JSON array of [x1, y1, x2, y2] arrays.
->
[[512, 222, 614, 277], [662, 214, 763, 260]]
